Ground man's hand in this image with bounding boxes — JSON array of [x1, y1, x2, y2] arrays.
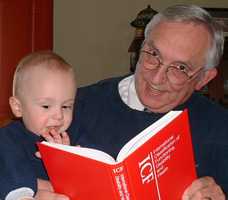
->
[[34, 179, 69, 200], [182, 176, 225, 200]]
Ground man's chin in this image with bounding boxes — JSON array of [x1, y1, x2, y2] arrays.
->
[[143, 99, 174, 113], [143, 93, 165, 105]]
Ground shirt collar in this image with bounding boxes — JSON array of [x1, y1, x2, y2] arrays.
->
[[118, 75, 145, 111]]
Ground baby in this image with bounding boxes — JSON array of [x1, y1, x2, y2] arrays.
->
[[0, 51, 76, 200]]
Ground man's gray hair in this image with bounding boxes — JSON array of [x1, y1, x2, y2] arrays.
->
[[144, 4, 224, 69]]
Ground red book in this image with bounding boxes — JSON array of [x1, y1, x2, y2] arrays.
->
[[38, 109, 196, 200]]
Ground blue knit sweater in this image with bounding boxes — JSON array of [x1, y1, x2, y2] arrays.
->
[[0, 120, 48, 199], [70, 76, 228, 195]]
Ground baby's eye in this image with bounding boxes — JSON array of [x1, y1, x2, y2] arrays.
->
[[62, 105, 73, 110], [41, 105, 50, 109]]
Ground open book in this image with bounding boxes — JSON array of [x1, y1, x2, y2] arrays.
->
[[38, 109, 196, 200]]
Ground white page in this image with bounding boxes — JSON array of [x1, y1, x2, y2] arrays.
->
[[41, 142, 117, 165], [116, 110, 182, 162]]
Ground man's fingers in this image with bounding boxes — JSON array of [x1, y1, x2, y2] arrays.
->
[[191, 184, 225, 200], [184, 177, 215, 196], [182, 177, 225, 200]]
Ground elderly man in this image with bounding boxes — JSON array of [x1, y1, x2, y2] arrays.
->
[[70, 4, 227, 200]]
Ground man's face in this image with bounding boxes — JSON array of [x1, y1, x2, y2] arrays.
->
[[135, 21, 214, 113], [16, 66, 76, 135]]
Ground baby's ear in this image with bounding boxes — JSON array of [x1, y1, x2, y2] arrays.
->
[[9, 96, 22, 117]]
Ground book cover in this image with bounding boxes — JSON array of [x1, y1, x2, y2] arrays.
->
[[38, 109, 196, 200]]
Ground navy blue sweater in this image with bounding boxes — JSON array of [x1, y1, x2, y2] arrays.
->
[[0, 120, 48, 199], [69, 76, 228, 195]]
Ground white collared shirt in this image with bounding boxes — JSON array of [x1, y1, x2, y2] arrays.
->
[[118, 75, 145, 111]]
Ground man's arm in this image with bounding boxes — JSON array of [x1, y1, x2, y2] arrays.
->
[[182, 177, 225, 200]]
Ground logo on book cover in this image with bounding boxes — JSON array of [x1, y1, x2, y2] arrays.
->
[[139, 154, 155, 184]]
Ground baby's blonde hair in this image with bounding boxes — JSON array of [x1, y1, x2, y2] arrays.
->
[[12, 51, 76, 97]]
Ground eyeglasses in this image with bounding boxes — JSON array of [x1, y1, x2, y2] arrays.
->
[[139, 49, 203, 85]]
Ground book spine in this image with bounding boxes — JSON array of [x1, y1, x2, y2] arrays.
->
[[110, 163, 132, 200]]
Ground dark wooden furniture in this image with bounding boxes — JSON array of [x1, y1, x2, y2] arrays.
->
[[0, 0, 53, 121]]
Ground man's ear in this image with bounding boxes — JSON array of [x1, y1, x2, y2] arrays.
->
[[9, 96, 22, 117], [195, 68, 217, 91]]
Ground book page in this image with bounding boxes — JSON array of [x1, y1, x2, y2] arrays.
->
[[40, 142, 117, 164], [116, 110, 182, 162]]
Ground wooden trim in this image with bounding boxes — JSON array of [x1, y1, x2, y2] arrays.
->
[[32, 0, 53, 51], [0, 0, 53, 120]]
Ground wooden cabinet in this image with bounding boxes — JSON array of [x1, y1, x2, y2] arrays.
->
[[0, 0, 53, 120]]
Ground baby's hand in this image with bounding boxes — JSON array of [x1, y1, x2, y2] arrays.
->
[[36, 129, 70, 159], [42, 128, 70, 145]]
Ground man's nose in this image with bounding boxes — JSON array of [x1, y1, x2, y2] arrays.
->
[[151, 63, 167, 84]]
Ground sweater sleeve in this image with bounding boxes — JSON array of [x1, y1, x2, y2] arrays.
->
[[5, 187, 34, 200], [0, 129, 38, 199]]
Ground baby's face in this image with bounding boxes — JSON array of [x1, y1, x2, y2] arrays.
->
[[18, 66, 76, 136]]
